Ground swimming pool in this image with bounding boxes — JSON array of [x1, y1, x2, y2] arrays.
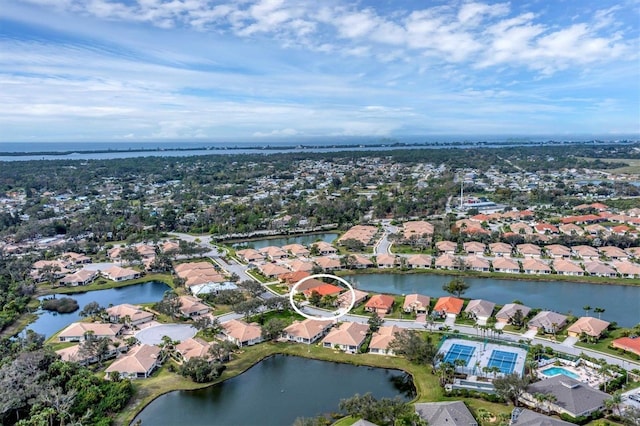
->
[[541, 366, 580, 380], [442, 343, 476, 366], [487, 350, 518, 374]]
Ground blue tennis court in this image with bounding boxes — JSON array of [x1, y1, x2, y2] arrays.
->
[[442, 343, 476, 366], [487, 350, 518, 374]]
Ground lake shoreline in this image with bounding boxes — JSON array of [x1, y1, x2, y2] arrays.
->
[[121, 342, 428, 426]]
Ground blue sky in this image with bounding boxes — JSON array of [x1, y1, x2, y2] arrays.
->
[[0, 0, 639, 142]]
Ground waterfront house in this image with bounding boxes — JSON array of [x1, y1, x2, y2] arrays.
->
[[521, 376, 610, 419], [527, 311, 568, 334], [406, 254, 432, 269], [58, 322, 124, 342], [435, 253, 458, 270], [369, 326, 401, 355], [314, 241, 337, 255], [59, 269, 98, 286], [337, 289, 369, 308], [403, 294, 430, 314], [495, 303, 531, 325], [106, 303, 154, 326], [491, 257, 520, 274], [222, 319, 263, 347], [282, 319, 333, 344], [521, 258, 551, 275], [376, 253, 399, 268], [321, 322, 369, 353], [352, 254, 374, 269], [56, 340, 127, 366], [364, 294, 395, 315], [433, 296, 464, 318], [612, 260, 640, 278], [176, 338, 213, 361], [259, 246, 289, 261], [466, 256, 490, 272], [567, 317, 610, 339], [584, 261, 617, 278], [102, 265, 140, 282], [105, 344, 162, 379], [236, 248, 264, 263], [464, 299, 495, 325], [178, 295, 210, 317], [338, 225, 378, 246], [611, 337, 640, 357], [553, 259, 584, 276], [414, 401, 477, 426], [282, 243, 310, 257]]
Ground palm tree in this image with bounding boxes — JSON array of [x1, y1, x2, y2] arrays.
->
[[476, 408, 493, 425], [593, 307, 605, 319], [583, 305, 592, 317], [605, 392, 623, 417]]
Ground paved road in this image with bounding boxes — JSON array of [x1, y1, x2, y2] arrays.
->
[[374, 220, 399, 255]]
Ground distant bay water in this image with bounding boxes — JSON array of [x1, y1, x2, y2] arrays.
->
[[1, 135, 636, 161]]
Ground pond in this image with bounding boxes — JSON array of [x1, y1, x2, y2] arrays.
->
[[349, 273, 640, 327], [133, 354, 415, 426], [232, 232, 338, 250], [28, 281, 171, 338]]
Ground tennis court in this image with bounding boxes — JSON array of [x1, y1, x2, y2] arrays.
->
[[442, 343, 476, 366], [487, 349, 518, 374]]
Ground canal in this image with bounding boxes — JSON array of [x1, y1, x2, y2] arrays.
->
[[349, 273, 640, 327], [28, 281, 170, 338], [232, 233, 338, 250], [133, 354, 414, 425]]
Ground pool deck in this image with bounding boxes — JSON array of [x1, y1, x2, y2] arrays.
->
[[438, 338, 527, 377], [537, 361, 607, 388]]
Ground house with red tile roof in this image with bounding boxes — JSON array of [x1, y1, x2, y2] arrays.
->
[[313, 241, 337, 255], [259, 246, 289, 261], [59, 269, 98, 286], [561, 214, 603, 225], [321, 322, 369, 353], [314, 256, 341, 271], [463, 241, 486, 256], [403, 294, 430, 314], [102, 265, 140, 282], [435, 254, 458, 270], [489, 242, 512, 257], [106, 303, 154, 326], [179, 295, 210, 317], [236, 248, 264, 263], [282, 258, 314, 273], [176, 338, 213, 361], [584, 261, 617, 278], [365, 294, 395, 315], [376, 253, 399, 268], [521, 258, 551, 275], [222, 319, 263, 347], [436, 240, 457, 254], [59, 322, 124, 342], [517, 243, 542, 258], [567, 317, 610, 339], [544, 244, 571, 259], [534, 223, 558, 234], [105, 344, 162, 379], [403, 221, 434, 241], [352, 254, 374, 269], [338, 225, 379, 246], [511, 222, 533, 235], [599, 246, 628, 260], [258, 263, 289, 278], [282, 243, 310, 257], [337, 288, 369, 308], [572, 245, 600, 260], [406, 254, 432, 269], [433, 296, 464, 318], [612, 260, 640, 278], [279, 270, 310, 285], [303, 283, 343, 298], [491, 257, 520, 274], [552, 259, 584, 276], [612, 337, 640, 357], [282, 319, 333, 344], [369, 326, 402, 355], [559, 223, 584, 236], [466, 256, 490, 272]]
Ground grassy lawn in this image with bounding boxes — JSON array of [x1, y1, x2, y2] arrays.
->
[[247, 270, 270, 283], [266, 283, 289, 295], [581, 157, 640, 173], [247, 309, 305, 326], [575, 329, 640, 362]]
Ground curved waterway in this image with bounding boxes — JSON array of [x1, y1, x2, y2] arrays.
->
[[133, 354, 414, 426], [349, 273, 640, 327], [232, 232, 338, 250], [28, 281, 170, 338]]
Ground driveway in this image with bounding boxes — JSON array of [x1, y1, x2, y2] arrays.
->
[[135, 324, 197, 345], [561, 336, 579, 347]]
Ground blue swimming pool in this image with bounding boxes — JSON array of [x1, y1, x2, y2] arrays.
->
[[541, 366, 580, 380], [487, 350, 518, 374], [442, 343, 476, 366]]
